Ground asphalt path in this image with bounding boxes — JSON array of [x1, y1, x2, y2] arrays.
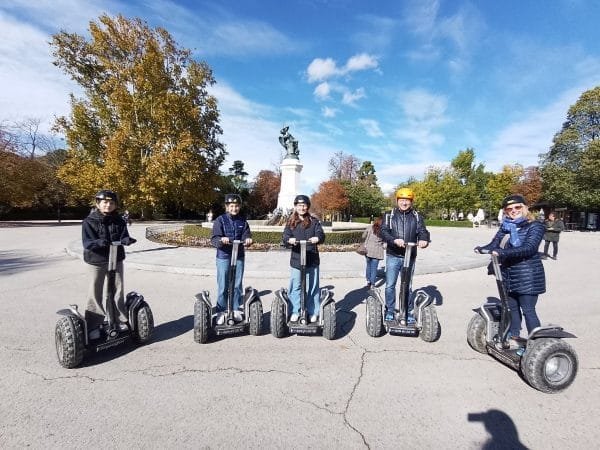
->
[[0, 222, 598, 449]]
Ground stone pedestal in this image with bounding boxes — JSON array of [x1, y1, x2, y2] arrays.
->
[[276, 158, 303, 211]]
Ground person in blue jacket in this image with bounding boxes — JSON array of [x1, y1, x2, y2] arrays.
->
[[475, 194, 546, 347], [82, 190, 136, 338], [282, 195, 325, 323], [210, 194, 252, 324]]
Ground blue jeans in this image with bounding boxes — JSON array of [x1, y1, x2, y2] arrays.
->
[[365, 257, 379, 285], [384, 254, 415, 312], [507, 293, 541, 337], [288, 266, 320, 315], [216, 257, 245, 312]]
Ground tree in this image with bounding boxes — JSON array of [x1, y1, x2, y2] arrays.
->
[[513, 166, 542, 206], [248, 170, 280, 217], [228, 160, 249, 193], [328, 151, 361, 182], [357, 161, 377, 186], [51, 14, 225, 216], [311, 180, 349, 221], [540, 85, 600, 209], [486, 164, 524, 209]]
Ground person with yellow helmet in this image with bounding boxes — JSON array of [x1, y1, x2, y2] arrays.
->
[[380, 187, 431, 322]]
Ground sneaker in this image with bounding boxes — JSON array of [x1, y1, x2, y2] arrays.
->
[[509, 336, 526, 349], [290, 313, 299, 322], [233, 310, 243, 322], [407, 314, 416, 325], [309, 315, 318, 323], [385, 312, 395, 321], [118, 322, 129, 332], [216, 313, 225, 325], [89, 328, 101, 340]]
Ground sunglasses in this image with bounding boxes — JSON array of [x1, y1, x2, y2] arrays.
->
[[504, 205, 523, 212]]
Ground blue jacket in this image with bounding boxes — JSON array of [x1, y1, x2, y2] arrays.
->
[[211, 213, 251, 260], [478, 220, 546, 295]]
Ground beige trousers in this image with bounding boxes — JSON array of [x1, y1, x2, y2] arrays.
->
[[85, 261, 128, 329]]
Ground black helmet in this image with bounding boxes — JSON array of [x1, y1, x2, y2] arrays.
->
[[294, 194, 311, 207], [95, 190, 119, 204], [224, 194, 242, 205], [501, 194, 527, 209]]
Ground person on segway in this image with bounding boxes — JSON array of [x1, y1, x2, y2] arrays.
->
[[474, 194, 546, 348], [380, 187, 430, 323], [283, 195, 325, 323], [82, 190, 136, 339], [210, 194, 253, 325]]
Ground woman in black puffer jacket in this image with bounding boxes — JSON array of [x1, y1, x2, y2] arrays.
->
[[475, 194, 545, 344]]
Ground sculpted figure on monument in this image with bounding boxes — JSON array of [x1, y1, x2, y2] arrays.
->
[[279, 126, 299, 159]]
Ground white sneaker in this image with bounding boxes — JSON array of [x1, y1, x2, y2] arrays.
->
[[233, 310, 243, 322], [309, 315, 318, 323], [216, 313, 225, 325], [290, 313, 299, 322], [118, 322, 129, 332], [89, 328, 101, 340]]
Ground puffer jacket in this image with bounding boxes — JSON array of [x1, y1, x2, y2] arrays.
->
[[380, 208, 430, 258], [82, 209, 132, 266], [478, 220, 546, 295], [282, 215, 325, 269], [210, 213, 251, 260]]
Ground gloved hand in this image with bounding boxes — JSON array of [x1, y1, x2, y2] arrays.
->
[[120, 237, 137, 246]]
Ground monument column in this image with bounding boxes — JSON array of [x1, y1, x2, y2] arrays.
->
[[277, 158, 303, 211]]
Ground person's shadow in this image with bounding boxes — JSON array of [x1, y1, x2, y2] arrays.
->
[[419, 284, 443, 306], [468, 409, 529, 449], [332, 284, 370, 338]]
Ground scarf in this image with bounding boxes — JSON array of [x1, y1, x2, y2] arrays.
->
[[501, 217, 528, 247]]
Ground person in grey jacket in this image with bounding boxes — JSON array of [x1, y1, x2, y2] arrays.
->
[[362, 216, 385, 287], [543, 212, 565, 260], [475, 194, 546, 347]]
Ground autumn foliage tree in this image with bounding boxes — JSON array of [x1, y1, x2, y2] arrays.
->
[[312, 179, 349, 221], [248, 170, 280, 217], [51, 14, 225, 215]]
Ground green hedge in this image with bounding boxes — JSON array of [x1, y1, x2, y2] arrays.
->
[[425, 219, 473, 228], [183, 225, 363, 244]]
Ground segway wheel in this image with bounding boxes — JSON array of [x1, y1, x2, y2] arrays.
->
[[466, 314, 487, 354], [193, 299, 210, 344], [520, 338, 578, 393], [55, 316, 85, 368], [248, 300, 263, 336], [322, 302, 336, 340], [270, 297, 288, 338], [365, 295, 383, 337], [419, 304, 440, 342], [132, 305, 154, 344]]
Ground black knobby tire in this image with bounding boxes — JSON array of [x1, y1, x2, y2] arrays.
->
[[270, 297, 287, 338], [322, 302, 336, 340], [365, 296, 383, 337], [466, 314, 487, 354], [248, 300, 263, 336], [419, 305, 440, 342], [193, 299, 210, 344], [520, 338, 578, 393], [132, 305, 154, 344], [55, 316, 85, 368]]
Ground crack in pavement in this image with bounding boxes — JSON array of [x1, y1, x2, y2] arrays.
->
[[24, 369, 118, 383], [132, 365, 308, 378], [0, 345, 33, 352]]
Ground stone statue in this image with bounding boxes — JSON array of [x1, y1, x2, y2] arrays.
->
[[279, 126, 299, 159]]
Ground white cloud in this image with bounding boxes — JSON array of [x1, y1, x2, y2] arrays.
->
[[307, 58, 339, 83], [342, 87, 366, 105], [322, 106, 338, 118], [358, 119, 383, 138], [314, 82, 331, 99], [344, 53, 379, 72]]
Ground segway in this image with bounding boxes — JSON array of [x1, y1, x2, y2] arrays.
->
[[365, 242, 439, 341], [194, 240, 263, 343], [55, 241, 154, 368], [467, 250, 578, 393], [271, 240, 336, 340]]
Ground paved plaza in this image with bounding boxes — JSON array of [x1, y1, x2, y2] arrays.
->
[[0, 222, 598, 449]]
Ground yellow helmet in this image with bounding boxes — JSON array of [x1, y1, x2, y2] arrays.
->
[[395, 187, 415, 200]]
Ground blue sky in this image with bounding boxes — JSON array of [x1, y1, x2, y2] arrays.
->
[[2, 0, 600, 194]]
